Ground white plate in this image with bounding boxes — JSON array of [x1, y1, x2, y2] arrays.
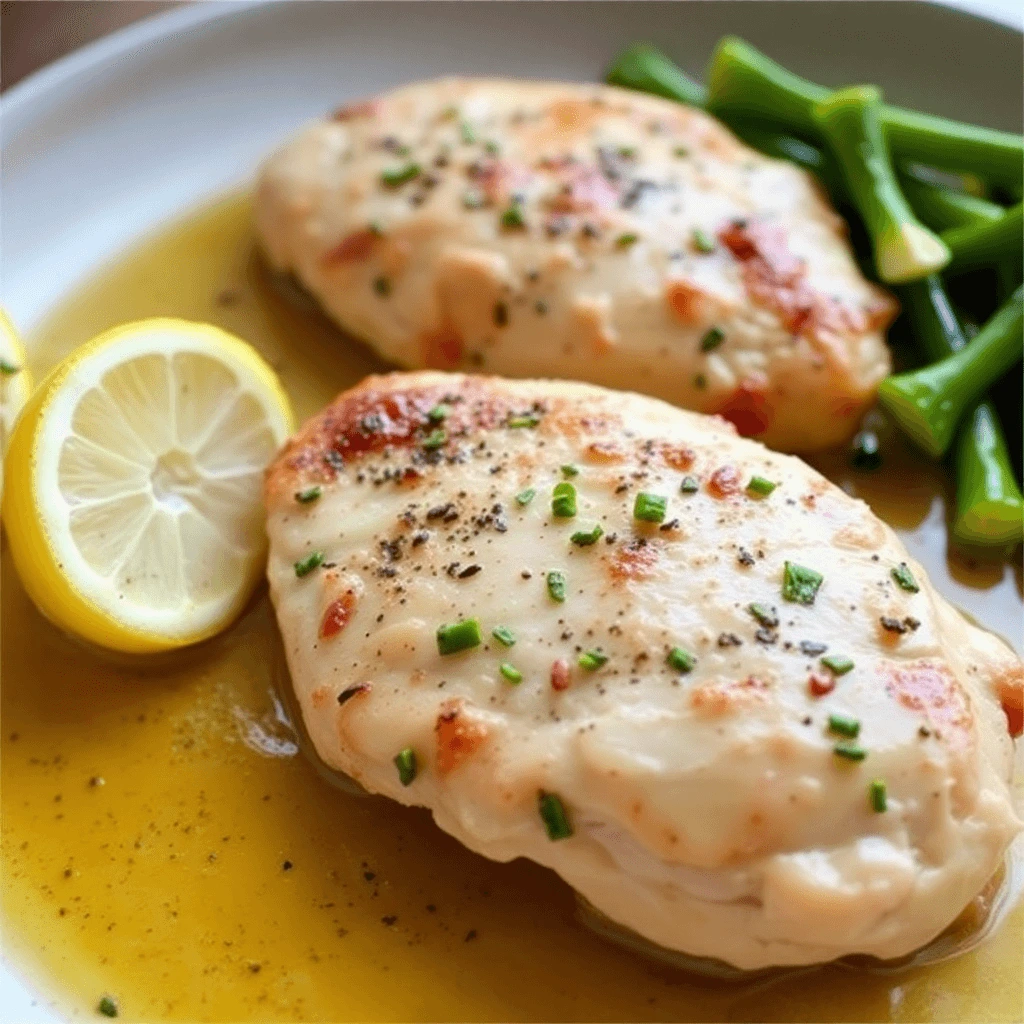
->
[[2, 2, 1021, 1018]]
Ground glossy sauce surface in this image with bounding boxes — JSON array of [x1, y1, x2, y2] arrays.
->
[[2, 194, 1021, 1022]]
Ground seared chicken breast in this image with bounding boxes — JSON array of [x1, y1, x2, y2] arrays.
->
[[256, 78, 897, 453], [264, 371, 1021, 970]]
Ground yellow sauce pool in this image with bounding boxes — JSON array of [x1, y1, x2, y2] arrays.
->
[[3, 194, 1022, 1022]]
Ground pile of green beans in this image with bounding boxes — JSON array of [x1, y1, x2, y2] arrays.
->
[[606, 38, 1023, 548]]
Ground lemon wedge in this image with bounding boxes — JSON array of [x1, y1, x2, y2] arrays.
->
[[1, 308, 33, 458], [2, 319, 294, 653]]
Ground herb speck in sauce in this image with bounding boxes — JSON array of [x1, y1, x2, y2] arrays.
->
[[98, 996, 118, 1018], [747, 603, 779, 628], [546, 570, 567, 603], [746, 475, 777, 497], [538, 791, 573, 840], [633, 491, 667, 523], [828, 713, 861, 738], [578, 649, 609, 671], [680, 476, 699, 494], [691, 229, 716, 253], [667, 646, 696, 672], [381, 162, 421, 188], [372, 276, 392, 297], [436, 618, 482, 655], [869, 779, 888, 812], [394, 747, 417, 786], [294, 551, 324, 578], [492, 625, 516, 647], [570, 524, 604, 546], [295, 486, 322, 504], [515, 487, 536, 505], [833, 741, 867, 761], [891, 562, 920, 593], [821, 654, 854, 675], [552, 482, 577, 518], [782, 561, 823, 604], [500, 662, 523, 684]]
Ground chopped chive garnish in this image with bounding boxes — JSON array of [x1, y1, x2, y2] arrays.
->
[[700, 327, 725, 352], [295, 485, 322, 504], [578, 649, 608, 671], [868, 779, 888, 812], [746, 476, 777, 497], [97, 996, 118, 1018], [484, 139, 501, 155], [680, 476, 699, 494], [747, 603, 779, 628], [673, 145, 689, 157], [633, 491, 667, 523], [436, 618, 482, 655], [500, 662, 523, 684], [508, 413, 540, 428], [821, 654, 854, 675], [834, 741, 867, 761], [368, 220, 384, 236], [373, 276, 391, 296], [462, 189, 485, 209], [441, 105, 458, 120], [552, 482, 577, 518], [667, 646, 696, 672], [561, 464, 579, 477], [828, 714, 861, 738], [394, 747, 417, 786], [422, 428, 447, 450], [782, 561, 824, 605], [427, 403, 450, 423], [381, 162, 421, 187], [546, 570, 566, 603], [570, 524, 604, 546], [618, 145, 638, 158], [492, 625, 517, 647], [0, 359, 21, 375], [460, 121, 477, 144], [538, 791, 573, 840], [500, 203, 526, 230], [294, 551, 324, 577], [515, 487, 536, 505], [616, 232, 639, 248], [891, 562, 920, 593], [691, 229, 716, 253]]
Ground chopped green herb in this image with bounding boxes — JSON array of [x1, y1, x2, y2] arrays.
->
[[561, 464, 579, 478], [441, 105, 459, 121], [700, 327, 725, 352], [782, 561, 824, 605], [294, 551, 324, 577], [891, 562, 920, 593], [394, 747, 417, 786], [97, 996, 118, 1018], [851, 429, 882, 470], [570, 524, 604, 546], [372, 276, 392, 297], [680, 476, 699, 494], [746, 476, 777, 497], [618, 145, 638, 158], [492, 625, 517, 647], [500, 662, 523, 684], [484, 139, 501, 155], [515, 487, 536, 505], [667, 646, 696, 673], [507, 413, 540, 428], [821, 654, 855, 675], [616, 232, 639, 248], [691, 229, 716, 253], [538, 791, 573, 840], [368, 220, 384, 236], [427, 403, 450, 423], [546, 570, 567, 603], [381, 162, 421, 187], [673, 145, 689, 158], [748, 603, 779, 628], [834, 741, 867, 761], [460, 121, 477, 144], [422, 428, 447, 450], [578, 649, 608, 671], [828, 713, 861, 738], [868, 779, 888, 812], [500, 203, 526, 230], [634, 491, 667, 523], [552, 482, 577, 518], [462, 189, 485, 209], [436, 618, 483, 655], [0, 359, 21, 375], [295, 485, 322, 504]]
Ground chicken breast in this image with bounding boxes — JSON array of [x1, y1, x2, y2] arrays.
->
[[256, 78, 897, 454], [264, 371, 1021, 970]]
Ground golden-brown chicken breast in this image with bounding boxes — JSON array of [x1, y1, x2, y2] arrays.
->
[[256, 78, 897, 453], [264, 371, 1021, 970]]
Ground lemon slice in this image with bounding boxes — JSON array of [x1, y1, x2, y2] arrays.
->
[[2, 319, 294, 653], [1, 308, 33, 457]]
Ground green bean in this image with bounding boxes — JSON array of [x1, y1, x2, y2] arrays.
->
[[605, 42, 707, 107], [901, 277, 1022, 545], [878, 284, 1023, 456], [705, 37, 1024, 190], [815, 86, 949, 283], [898, 170, 1005, 232], [942, 203, 1024, 275]]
